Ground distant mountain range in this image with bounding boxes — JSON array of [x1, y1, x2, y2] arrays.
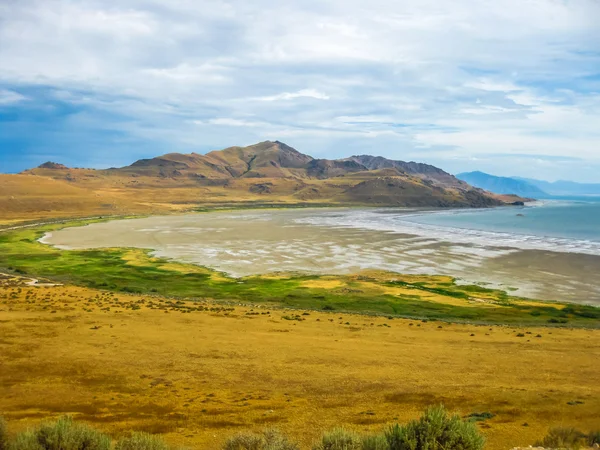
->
[[19, 141, 517, 209], [456, 172, 548, 198], [514, 177, 600, 196], [457, 171, 600, 198]]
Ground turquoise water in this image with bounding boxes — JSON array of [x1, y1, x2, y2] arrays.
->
[[403, 197, 600, 244]]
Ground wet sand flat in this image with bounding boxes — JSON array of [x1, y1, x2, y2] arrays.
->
[[43, 208, 600, 305]]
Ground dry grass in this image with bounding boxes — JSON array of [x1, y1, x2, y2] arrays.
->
[[299, 279, 345, 290], [1, 275, 598, 450], [0, 173, 341, 224]]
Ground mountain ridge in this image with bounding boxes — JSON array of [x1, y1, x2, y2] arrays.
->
[[5, 141, 530, 222], [30, 141, 467, 186], [514, 176, 600, 196], [459, 170, 600, 197], [457, 171, 548, 198]]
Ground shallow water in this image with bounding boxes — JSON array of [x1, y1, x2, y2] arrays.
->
[[43, 206, 600, 305]]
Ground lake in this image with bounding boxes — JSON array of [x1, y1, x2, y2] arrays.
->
[[42, 202, 600, 305]]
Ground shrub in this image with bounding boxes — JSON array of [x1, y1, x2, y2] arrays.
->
[[385, 405, 485, 450], [10, 416, 111, 450], [1, 417, 7, 450], [588, 430, 600, 446], [115, 432, 169, 450], [361, 434, 389, 450], [223, 429, 299, 450], [535, 427, 587, 449], [466, 412, 495, 422], [312, 428, 362, 450], [8, 432, 43, 450]]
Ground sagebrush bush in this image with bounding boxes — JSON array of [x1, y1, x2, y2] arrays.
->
[[0, 416, 8, 450], [312, 428, 362, 450], [222, 429, 299, 450], [361, 434, 388, 450], [9, 416, 111, 450], [114, 432, 169, 450], [588, 430, 600, 446], [8, 432, 42, 450], [535, 427, 587, 449], [385, 405, 485, 450]]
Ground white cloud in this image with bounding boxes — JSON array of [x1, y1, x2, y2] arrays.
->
[[0, 0, 599, 179], [207, 118, 270, 127], [0, 89, 27, 105], [256, 89, 330, 101]]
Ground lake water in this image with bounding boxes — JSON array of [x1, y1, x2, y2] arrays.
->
[[42, 200, 600, 305]]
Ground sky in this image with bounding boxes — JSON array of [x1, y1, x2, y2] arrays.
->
[[1, 0, 599, 182]]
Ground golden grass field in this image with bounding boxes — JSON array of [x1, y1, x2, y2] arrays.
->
[[0, 172, 351, 225], [1, 274, 598, 450]]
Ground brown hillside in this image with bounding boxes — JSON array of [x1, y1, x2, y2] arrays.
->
[[337, 176, 502, 207], [0, 175, 143, 223], [3, 141, 520, 223]]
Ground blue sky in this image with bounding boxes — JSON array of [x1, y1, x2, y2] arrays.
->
[[1, 0, 599, 181]]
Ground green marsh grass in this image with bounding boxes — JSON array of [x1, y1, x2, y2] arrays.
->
[[0, 219, 598, 327]]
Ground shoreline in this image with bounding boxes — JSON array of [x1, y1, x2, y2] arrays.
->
[[39, 207, 600, 306]]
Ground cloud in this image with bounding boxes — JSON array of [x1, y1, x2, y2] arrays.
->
[[0, 0, 599, 180], [206, 118, 270, 127], [256, 89, 330, 101], [0, 89, 27, 105]]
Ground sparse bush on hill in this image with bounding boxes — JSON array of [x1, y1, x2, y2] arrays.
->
[[385, 405, 485, 450], [9, 416, 111, 450], [114, 432, 169, 450], [535, 427, 587, 449], [312, 428, 362, 450], [222, 429, 299, 450]]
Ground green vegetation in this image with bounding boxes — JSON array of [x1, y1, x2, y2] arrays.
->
[[312, 428, 362, 450], [384, 405, 485, 450], [588, 431, 600, 446], [222, 429, 299, 450], [1, 417, 173, 450], [360, 435, 389, 450], [535, 427, 598, 449], [4, 412, 597, 450], [114, 433, 170, 450], [7, 416, 111, 450], [0, 220, 599, 326], [465, 412, 495, 423], [0, 416, 7, 450], [309, 406, 485, 450]]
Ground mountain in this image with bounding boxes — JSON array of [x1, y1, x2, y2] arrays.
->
[[9, 141, 530, 223], [98, 141, 316, 179], [336, 177, 501, 207], [351, 155, 466, 188], [514, 177, 600, 196], [457, 171, 548, 198]]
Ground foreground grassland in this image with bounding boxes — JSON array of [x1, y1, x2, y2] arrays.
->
[[0, 219, 599, 326], [1, 273, 599, 450]]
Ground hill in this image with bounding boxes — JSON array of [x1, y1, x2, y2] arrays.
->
[[457, 171, 548, 198], [1, 141, 520, 224]]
